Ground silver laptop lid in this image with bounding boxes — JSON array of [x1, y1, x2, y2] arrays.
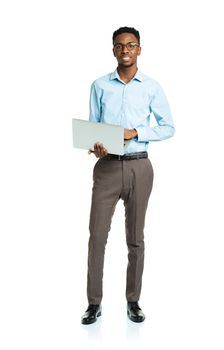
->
[[72, 118, 124, 155]]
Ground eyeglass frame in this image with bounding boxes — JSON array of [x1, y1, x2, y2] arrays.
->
[[113, 42, 140, 52]]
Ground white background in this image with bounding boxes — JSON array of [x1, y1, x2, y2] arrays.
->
[[0, 0, 224, 349]]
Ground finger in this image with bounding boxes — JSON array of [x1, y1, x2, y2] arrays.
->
[[96, 144, 101, 157], [96, 146, 100, 156], [100, 144, 105, 152]]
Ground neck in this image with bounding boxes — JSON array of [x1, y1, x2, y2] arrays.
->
[[117, 64, 138, 83]]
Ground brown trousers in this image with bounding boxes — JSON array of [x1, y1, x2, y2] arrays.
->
[[87, 157, 154, 304]]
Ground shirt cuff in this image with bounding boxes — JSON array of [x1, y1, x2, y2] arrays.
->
[[135, 126, 149, 142]]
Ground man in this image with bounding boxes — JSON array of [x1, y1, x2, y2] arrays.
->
[[81, 27, 175, 325]]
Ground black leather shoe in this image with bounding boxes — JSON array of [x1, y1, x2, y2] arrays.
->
[[81, 304, 102, 325], [127, 302, 145, 323]]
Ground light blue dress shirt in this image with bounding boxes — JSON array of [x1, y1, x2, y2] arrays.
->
[[89, 69, 175, 154]]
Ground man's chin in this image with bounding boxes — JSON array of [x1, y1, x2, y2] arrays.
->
[[119, 62, 135, 68]]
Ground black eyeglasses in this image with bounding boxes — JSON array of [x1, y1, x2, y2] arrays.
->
[[113, 42, 139, 52]]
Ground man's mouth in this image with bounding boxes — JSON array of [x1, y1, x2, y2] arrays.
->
[[121, 56, 131, 62]]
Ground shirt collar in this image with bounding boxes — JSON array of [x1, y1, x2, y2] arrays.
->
[[110, 69, 145, 82]]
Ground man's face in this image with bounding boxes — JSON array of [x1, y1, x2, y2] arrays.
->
[[113, 32, 141, 68]]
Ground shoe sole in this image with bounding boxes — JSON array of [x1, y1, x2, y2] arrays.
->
[[81, 311, 102, 325]]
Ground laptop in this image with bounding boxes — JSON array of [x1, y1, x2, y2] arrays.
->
[[72, 118, 125, 155]]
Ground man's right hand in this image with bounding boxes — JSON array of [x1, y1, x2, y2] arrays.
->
[[88, 142, 108, 158]]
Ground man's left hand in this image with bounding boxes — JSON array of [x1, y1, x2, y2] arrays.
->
[[124, 128, 138, 140]]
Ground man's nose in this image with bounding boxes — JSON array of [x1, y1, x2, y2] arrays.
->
[[121, 44, 128, 53]]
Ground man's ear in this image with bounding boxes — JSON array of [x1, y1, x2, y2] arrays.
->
[[112, 48, 116, 57], [137, 46, 142, 56]]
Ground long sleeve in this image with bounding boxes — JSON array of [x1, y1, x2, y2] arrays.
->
[[135, 83, 175, 142], [89, 82, 101, 123]]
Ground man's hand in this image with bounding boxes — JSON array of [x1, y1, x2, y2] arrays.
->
[[124, 128, 138, 140], [88, 142, 108, 158]]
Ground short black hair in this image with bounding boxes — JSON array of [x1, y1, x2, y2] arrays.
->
[[112, 27, 140, 44]]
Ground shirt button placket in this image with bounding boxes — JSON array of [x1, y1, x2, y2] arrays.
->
[[120, 84, 127, 125]]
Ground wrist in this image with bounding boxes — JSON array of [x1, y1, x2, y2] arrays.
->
[[132, 129, 138, 138]]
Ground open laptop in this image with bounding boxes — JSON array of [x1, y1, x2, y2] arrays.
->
[[72, 118, 126, 155]]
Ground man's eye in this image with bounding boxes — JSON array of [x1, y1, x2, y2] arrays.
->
[[128, 44, 135, 49], [115, 45, 122, 50]]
